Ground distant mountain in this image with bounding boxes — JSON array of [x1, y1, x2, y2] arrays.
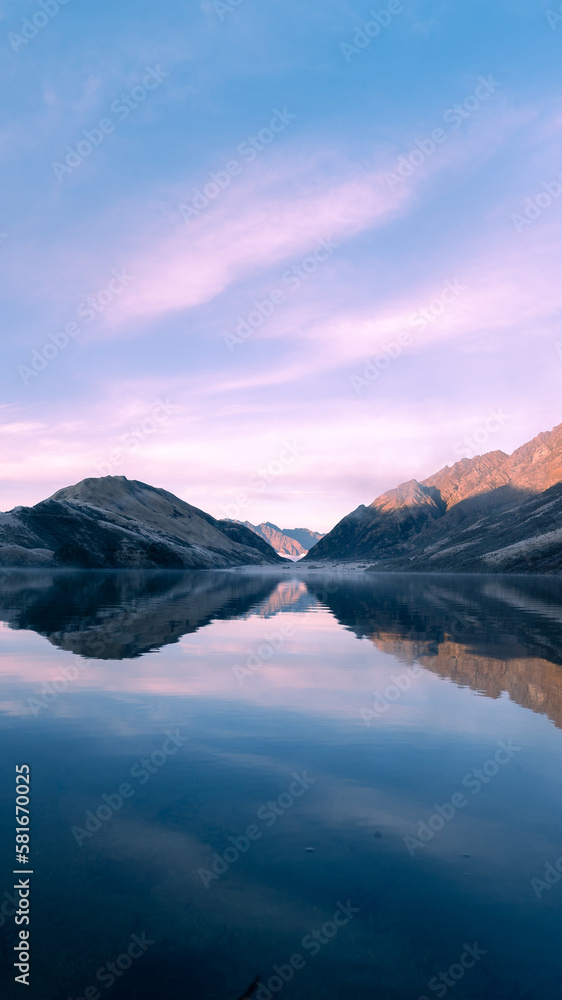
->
[[0, 477, 282, 569], [305, 422, 562, 573], [229, 520, 325, 559]]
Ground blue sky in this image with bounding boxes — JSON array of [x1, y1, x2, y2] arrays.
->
[[1, 0, 561, 530]]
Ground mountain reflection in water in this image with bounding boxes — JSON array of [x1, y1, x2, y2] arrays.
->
[[1, 569, 561, 728]]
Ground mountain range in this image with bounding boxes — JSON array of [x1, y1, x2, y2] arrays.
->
[[0, 477, 282, 569], [306, 422, 562, 573], [0, 422, 561, 573], [228, 520, 324, 559]]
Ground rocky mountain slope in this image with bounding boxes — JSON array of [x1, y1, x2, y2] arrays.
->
[[305, 422, 562, 573], [229, 520, 324, 558], [0, 477, 282, 569]]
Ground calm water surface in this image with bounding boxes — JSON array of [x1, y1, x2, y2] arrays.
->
[[0, 570, 561, 999]]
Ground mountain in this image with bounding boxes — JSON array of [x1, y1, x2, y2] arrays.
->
[[305, 422, 562, 573], [0, 477, 282, 569], [229, 520, 324, 559]]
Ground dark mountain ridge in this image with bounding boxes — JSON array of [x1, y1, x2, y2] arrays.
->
[[0, 477, 282, 570]]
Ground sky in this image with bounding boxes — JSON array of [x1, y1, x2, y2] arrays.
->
[[1, 0, 561, 532]]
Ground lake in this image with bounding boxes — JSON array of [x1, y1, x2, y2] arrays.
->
[[0, 569, 561, 999]]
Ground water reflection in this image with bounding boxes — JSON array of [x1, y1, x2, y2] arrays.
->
[[307, 574, 562, 730], [1, 569, 561, 728], [0, 570, 286, 659], [0, 571, 561, 999]]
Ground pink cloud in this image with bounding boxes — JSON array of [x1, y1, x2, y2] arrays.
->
[[90, 98, 535, 336]]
